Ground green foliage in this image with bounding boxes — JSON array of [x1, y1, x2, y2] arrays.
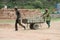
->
[[0, 0, 60, 9], [0, 4, 4, 9], [31, 1, 42, 9]]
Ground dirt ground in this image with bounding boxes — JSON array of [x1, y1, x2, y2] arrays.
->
[[0, 20, 60, 40]]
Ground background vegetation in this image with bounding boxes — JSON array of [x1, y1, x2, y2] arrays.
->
[[0, 0, 60, 9]]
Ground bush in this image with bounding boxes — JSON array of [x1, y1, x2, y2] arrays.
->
[[0, 4, 4, 9]]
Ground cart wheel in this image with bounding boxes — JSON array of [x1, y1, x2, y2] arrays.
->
[[30, 23, 35, 29], [33, 24, 39, 30], [30, 23, 39, 30]]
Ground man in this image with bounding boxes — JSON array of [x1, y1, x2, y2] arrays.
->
[[42, 8, 51, 28], [14, 7, 26, 31]]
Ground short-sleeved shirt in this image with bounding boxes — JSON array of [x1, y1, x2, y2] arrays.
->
[[43, 12, 51, 21]]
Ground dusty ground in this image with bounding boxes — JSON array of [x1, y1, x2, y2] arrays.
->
[[0, 20, 60, 40]]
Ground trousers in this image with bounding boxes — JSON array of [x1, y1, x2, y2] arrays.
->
[[15, 18, 26, 31]]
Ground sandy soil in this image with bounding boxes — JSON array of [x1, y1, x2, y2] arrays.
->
[[0, 21, 60, 40]]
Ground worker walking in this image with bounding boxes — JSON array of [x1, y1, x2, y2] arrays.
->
[[14, 7, 26, 31], [42, 8, 51, 28]]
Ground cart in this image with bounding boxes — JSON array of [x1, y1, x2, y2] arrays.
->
[[20, 9, 44, 29]]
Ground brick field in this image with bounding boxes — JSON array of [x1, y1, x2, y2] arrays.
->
[[0, 9, 60, 40], [0, 19, 60, 40]]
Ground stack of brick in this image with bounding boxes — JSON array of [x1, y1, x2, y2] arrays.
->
[[0, 9, 42, 19]]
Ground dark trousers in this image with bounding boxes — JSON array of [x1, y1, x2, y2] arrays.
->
[[46, 21, 50, 28], [15, 18, 26, 31]]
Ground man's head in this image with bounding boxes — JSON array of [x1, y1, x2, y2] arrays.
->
[[14, 6, 18, 11], [14, 8, 18, 11], [45, 8, 48, 12]]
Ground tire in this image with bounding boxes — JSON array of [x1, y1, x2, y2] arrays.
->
[[30, 23, 35, 29], [30, 23, 39, 30], [33, 24, 39, 30]]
